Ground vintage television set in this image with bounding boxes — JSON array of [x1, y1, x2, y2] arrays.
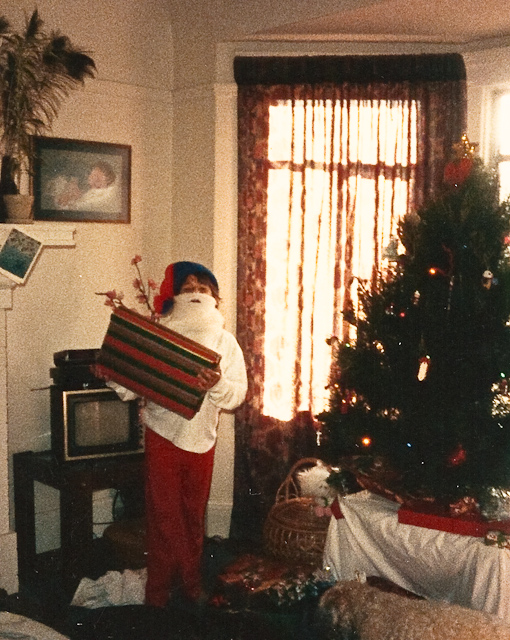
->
[[50, 349, 144, 462]]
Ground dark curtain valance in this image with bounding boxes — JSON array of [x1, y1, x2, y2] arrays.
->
[[234, 54, 466, 86]]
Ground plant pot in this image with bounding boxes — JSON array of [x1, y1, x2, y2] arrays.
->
[[2, 194, 34, 224]]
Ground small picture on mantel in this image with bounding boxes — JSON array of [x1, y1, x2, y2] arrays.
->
[[32, 137, 131, 223], [0, 227, 43, 284]]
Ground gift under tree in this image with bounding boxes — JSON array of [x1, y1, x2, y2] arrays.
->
[[320, 137, 510, 520]]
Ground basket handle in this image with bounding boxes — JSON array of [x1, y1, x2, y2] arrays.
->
[[275, 457, 328, 503]]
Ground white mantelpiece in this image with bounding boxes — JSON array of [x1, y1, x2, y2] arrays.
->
[[0, 223, 76, 594], [8, 223, 77, 247]]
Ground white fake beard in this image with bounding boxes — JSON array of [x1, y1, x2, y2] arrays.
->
[[165, 292, 224, 338]]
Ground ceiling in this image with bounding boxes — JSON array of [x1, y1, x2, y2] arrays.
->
[[252, 0, 510, 46]]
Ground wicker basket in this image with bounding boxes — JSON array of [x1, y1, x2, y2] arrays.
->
[[263, 457, 331, 566], [103, 517, 146, 569]]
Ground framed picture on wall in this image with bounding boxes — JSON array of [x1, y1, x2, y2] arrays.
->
[[0, 226, 43, 284], [32, 137, 131, 223]]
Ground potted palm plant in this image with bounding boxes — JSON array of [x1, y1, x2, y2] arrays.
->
[[0, 10, 96, 222]]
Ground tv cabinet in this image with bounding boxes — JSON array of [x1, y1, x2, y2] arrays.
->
[[13, 450, 144, 595]]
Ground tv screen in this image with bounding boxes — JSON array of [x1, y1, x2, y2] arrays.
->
[[73, 397, 131, 447], [51, 387, 143, 461]]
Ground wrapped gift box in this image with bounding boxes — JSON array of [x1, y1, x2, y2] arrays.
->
[[213, 553, 334, 611], [98, 306, 221, 419], [398, 506, 510, 537], [333, 494, 510, 537]]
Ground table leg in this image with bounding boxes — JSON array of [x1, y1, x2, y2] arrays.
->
[[13, 453, 37, 589], [60, 475, 94, 593]]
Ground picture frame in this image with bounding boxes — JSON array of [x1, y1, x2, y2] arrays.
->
[[32, 137, 131, 223], [0, 226, 43, 284]]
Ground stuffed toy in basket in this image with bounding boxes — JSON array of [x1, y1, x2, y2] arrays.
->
[[263, 457, 333, 567]]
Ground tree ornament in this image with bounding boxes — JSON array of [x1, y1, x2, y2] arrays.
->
[[417, 355, 430, 381], [449, 495, 479, 517], [428, 250, 453, 279], [491, 382, 510, 417], [383, 237, 399, 261], [480, 488, 510, 521], [448, 444, 467, 467], [482, 270, 494, 289], [339, 390, 358, 414], [443, 134, 475, 187], [444, 157, 473, 187]]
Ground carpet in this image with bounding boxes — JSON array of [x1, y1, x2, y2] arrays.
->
[[4, 537, 329, 639]]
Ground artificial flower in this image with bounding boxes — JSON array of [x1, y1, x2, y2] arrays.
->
[[96, 257, 159, 318]]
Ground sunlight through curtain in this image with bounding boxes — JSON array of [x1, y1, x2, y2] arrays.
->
[[264, 97, 417, 421]]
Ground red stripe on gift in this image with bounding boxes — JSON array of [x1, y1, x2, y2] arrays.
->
[[103, 334, 201, 390], [113, 307, 220, 364], [100, 346, 203, 405], [100, 367, 198, 420], [107, 320, 204, 376]]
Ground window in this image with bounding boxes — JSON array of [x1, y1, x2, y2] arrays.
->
[[235, 53, 466, 431], [263, 98, 418, 421], [494, 91, 510, 201], [232, 53, 467, 541]]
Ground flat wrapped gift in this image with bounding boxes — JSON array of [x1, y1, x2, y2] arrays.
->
[[213, 553, 334, 611], [98, 306, 221, 419], [398, 506, 510, 537]]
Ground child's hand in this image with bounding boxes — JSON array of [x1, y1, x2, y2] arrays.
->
[[197, 367, 221, 391]]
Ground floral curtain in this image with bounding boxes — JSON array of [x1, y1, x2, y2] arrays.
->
[[231, 54, 467, 541]]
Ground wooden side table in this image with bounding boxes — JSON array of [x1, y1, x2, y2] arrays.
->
[[13, 450, 144, 594]]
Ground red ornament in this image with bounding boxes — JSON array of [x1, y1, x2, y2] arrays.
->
[[449, 496, 480, 519], [444, 157, 473, 186], [448, 444, 467, 466]]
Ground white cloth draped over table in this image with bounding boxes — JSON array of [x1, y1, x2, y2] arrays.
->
[[324, 490, 510, 623]]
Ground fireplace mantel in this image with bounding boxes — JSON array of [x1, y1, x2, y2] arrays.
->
[[0, 223, 76, 593]]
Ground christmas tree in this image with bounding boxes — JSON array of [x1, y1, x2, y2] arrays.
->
[[320, 137, 510, 515]]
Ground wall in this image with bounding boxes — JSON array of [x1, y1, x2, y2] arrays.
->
[[0, 0, 173, 584]]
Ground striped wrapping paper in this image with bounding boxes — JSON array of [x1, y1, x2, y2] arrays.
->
[[98, 306, 221, 419]]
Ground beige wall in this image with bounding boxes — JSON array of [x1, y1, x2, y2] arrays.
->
[[3, 0, 173, 445], [1, 0, 173, 565]]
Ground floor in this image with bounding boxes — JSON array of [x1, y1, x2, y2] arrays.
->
[[0, 536, 330, 640]]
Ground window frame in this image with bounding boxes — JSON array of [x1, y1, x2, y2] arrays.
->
[[490, 88, 510, 200]]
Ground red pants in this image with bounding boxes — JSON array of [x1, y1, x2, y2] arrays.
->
[[144, 427, 215, 607]]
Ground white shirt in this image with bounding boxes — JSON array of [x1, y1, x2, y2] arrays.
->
[[108, 293, 247, 453]]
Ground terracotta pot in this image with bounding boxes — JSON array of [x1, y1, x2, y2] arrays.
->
[[2, 194, 34, 223]]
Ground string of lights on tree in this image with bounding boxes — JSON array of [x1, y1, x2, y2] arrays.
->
[[319, 135, 510, 515]]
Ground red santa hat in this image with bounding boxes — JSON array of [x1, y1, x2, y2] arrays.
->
[[153, 261, 219, 315]]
